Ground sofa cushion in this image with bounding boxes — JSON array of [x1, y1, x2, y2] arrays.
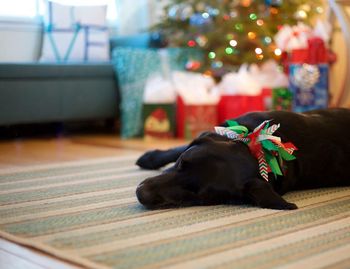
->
[[0, 63, 115, 79]]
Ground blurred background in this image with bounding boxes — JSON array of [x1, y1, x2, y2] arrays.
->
[[0, 0, 349, 140]]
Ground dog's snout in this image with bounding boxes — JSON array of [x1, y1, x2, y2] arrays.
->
[[136, 183, 156, 207], [136, 183, 146, 204]]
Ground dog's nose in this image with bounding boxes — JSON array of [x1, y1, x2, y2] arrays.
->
[[136, 183, 153, 206]]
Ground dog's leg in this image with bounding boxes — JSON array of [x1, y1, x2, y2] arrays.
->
[[244, 178, 297, 210], [136, 145, 188, 170]]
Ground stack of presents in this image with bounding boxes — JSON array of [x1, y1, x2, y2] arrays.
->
[[114, 22, 334, 140]]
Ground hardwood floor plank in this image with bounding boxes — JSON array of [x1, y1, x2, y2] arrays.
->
[[0, 238, 83, 269]]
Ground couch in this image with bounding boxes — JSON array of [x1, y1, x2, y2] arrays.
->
[[0, 33, 152, 126]]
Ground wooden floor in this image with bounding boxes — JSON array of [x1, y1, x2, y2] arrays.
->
[[0, 134, 186, 269]]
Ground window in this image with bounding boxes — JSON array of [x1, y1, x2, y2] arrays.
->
[[0, 0, 39, 18], [0, 0, 117, 21]]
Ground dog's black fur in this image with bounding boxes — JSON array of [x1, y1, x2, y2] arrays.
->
[[136, 108, 350, 210]]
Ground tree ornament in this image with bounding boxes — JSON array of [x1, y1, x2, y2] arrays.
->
[[230, 10, 238, 18], [195, 2, 206, 12], [265, 0, 283, 7], [186, 60, 202, 71], [206, 6, 220, 16], [196, 35, 208, 47], [189, 13, 212, 26], [187, 40, 196, 47], [211, 61, 223, 69], [168, 3, 193, 21], [295, 9, 308, 20], [180, 4, 194, 20], [230, 0, 240, 8], [240, 0, 253, 8]]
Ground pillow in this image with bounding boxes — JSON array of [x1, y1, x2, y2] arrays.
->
[[40, 0, 109, 62]]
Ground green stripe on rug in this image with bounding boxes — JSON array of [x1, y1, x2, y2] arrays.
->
[[0, 190, 134, 219], [0, 171, 155, 205], [0, 167, 138, 191], [0, 157, 137, 182]]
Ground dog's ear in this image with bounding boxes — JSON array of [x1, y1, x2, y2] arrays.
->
[[244, 178, 297, 210]]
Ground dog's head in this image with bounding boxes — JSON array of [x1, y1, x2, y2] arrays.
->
[[136, 132, 257, 208], [136, 132, 297, 210]]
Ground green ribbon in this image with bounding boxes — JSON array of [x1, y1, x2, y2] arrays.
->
[[226, 120, 249, 136]]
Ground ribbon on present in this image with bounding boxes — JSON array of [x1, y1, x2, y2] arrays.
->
[[215, 120, 297, 181]]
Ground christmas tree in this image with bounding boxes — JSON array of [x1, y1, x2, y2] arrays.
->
[[153, 0, 323, 73]]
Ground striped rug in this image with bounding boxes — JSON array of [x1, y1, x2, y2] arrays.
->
[[1, 155, 350, 269]]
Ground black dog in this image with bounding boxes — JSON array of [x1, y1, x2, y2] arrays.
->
[[136, 108, 350, 210]]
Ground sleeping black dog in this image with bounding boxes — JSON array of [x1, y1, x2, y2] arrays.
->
[[136, 108, 350, 210]]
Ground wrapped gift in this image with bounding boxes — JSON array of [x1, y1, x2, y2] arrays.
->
[[174, 71, 219, 139], [272, 87, 293, 111], [275, 20, 332, 74], [142, 75, 176, 139], [289, 38, 329, 112], [216, 65, 264, 122], [112, 47, 203, 138]]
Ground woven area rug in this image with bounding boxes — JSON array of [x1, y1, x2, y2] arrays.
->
[[1, 155, 350, 269]]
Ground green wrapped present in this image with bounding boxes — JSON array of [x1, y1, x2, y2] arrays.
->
[[272, 87, 293, 111]]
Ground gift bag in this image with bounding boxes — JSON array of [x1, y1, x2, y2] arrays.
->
[[275, 21, 331, 112], [112, 47, 202, 138], [218, 95, 264, 122], [289, 38, 329, 112], [142, 75, 176, 139], [289, 63, 329, 112], [143, 104, 176, 139], [173, 71, 219, 139], [177, 96, 218, 139], [217, 65, 264, 122]]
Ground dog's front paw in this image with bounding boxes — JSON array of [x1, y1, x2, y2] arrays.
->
[[136, 150, 164, 170]]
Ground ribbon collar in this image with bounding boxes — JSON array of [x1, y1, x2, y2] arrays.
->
[[215, 120, 297, 181]]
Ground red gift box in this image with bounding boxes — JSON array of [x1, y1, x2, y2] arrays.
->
[[176, 96, 218, 139], [218, 94, 265, 123]]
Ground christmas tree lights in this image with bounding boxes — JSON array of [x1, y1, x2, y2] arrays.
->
[[152, 0, 323, 73]]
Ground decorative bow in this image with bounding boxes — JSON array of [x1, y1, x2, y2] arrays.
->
[[215, 120, 297, 181]]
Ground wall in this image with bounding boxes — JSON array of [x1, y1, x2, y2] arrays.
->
[[115, 0, 167, 36], [328, 5, 350, 107], [0, 18, 43, 62]]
